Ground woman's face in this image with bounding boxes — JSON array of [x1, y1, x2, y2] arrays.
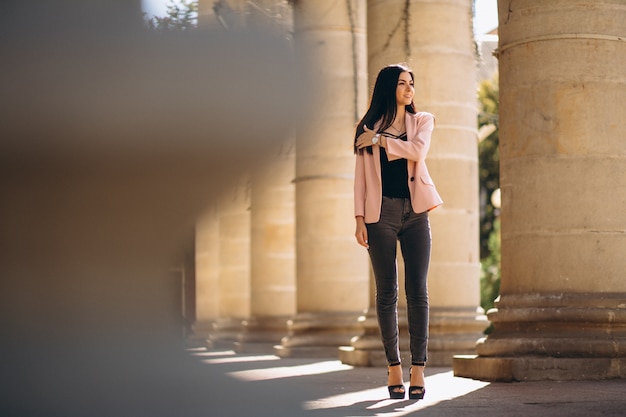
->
[[396, 71, 414, 107]]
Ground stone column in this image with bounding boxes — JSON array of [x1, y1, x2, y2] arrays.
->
[[344, 0, 487, 366], [197, 0, 296, 351], [193, 203, 220, 346], [454, 0, 626, 381], [198, 0, 246, 30], [275, 0, 370, 358], [235, 138, 297, 352], [227, 1, 296, 353], [208, 175, 252, 346]]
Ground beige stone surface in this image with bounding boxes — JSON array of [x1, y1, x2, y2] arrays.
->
[[455, 0, 626, 381], [293, 0, 370, 316], [369, 0, 481, 312], [194, 203, 220, 335], [250, 139, 297, 317], [218, 175, 251, 319], [497, 0, 626, 296], [339, 0, 485, 367]]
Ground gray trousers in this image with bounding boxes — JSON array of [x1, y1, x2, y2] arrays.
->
[[366, 196, 431, 366]]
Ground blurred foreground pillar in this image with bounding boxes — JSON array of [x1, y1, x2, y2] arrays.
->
[[275, 0, 370, 357], [454, 0, 626, 381], [0, 1, 302, 415]]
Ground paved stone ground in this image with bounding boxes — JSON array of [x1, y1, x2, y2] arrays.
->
[[192, 348, 626, 417], [5, 345, 625, 416]]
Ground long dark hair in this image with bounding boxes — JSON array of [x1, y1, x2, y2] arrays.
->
[[353, 64, 416, 154]]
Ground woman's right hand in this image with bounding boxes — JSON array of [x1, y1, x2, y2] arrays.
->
[[355, 216, 369, 249], [355, 125, 379, 150]]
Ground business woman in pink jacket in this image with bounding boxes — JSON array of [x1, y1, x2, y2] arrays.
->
[[354, 64, 442, 400]]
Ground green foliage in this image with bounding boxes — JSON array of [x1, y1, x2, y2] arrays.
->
[[480, 218, 500, 312], [478, 73, 499, 125], [478, 71, 499, 258], [477, 71, 500, 323], [146, 0, 198, 31]]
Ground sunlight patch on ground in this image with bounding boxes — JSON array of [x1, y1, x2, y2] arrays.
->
[[228, 360, 353, 382], [200, 354, 280, 365], [304, 370, 490, 416], [188, 349, 236, 357]]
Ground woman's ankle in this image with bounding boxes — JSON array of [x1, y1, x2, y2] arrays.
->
[[387, 363, 403, 383], [410, 364, 425, 385]]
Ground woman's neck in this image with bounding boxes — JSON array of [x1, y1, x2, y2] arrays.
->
[[386, 108, 406, 134], [393, 106, 406, 124]]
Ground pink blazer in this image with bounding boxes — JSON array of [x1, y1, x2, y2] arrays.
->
[[354, 111, 443, 224]]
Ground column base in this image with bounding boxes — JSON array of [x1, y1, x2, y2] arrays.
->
[[338, 345, 388, 366], [274, 312, 363, 358], [453, 293, 626, 381], [206, 317, 243, 349], [428, 307, 489, 366], [339, 307, 488, 366], [188, 320, 214, 349], [453, 355, 626, 381], [338, 310, 393, 366], [233, 316, 289, 354]]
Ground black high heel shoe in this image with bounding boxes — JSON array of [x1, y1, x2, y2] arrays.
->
[[409, 364, 426, 400], [387, 364, 405, 399]]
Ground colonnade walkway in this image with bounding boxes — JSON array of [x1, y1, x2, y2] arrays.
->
[[192, 346, 626, 417]]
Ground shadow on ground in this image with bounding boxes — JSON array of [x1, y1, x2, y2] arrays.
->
[[192, 348, 626, 417]]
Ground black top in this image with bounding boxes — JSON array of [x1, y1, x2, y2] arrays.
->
[[380, 132, 410, 198]]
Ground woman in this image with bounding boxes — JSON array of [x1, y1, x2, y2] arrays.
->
[[353, 64, 442, 400]]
